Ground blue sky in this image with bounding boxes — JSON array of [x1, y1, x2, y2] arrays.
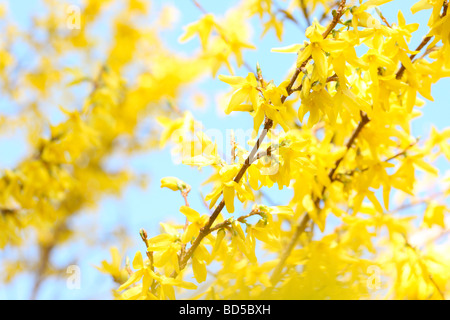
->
[[0, 0, 449, 299]]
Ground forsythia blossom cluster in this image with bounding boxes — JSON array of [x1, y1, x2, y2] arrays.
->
[[0, 0, 449, 300], [99, 0, 450, 300]]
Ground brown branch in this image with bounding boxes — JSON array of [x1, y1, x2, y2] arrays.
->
[[321, 0, 347, 39], [417, 45, 440, 61], [262, 1, 354, 294], [281, 0, 347, 104], [319, 1, 340, 23], [299, 0, 312, 26], [191, 0, 256, 75], [396, 1, 448, 80], [268, 213, 310, 287], [383, 139, 419, 162], [30, 222, 67, 300], [174, 118, 274, 276], [389, 192, 445, 214], [426, 228, 450, 246], [292, 73, 338, 92], [376, 9, 391, 28], [404, 236, 446, 300], [28, 64, 111, 299], [270, 0, 303, 30], [429, 274, 446, 300], [254, 145, 274, 161], [396, 36, 432, 80], [181, 189, 191, 208], [338, 138, 420, 179], [328, 113, 370, 182], [208, 208, 262, 234], [442, 0, 448, 17], [259, 190, 278, 206], [277, 8, 302, 29], [266, 111, 370, 292], [0, 207, 20, 215], [192, 0, 207, 15]]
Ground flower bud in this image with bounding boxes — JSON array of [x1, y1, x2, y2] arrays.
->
[[160, 176, 187, 191], [139, 228, 148, 241]]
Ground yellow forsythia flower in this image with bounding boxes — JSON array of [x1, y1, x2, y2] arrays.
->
[[160, 177, 189, 191]]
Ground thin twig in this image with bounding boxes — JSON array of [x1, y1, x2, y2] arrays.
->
[[396, 36, 432, 80], [208, 208, 261, 234], [328, 113, 370, 182], [396, 1, 448, 80], [259, 191, 278, 206], [192, 0, 207, 15], [31, 222, 67, 299], [173, 118, 274, 276], [429, 274, 446, 300], [339, 139, 420, 179], [389, 192, 445, 214], [384, 139, 419, 162], [266, 111, 370, 293], [267, 213, 310, 287], [404, 236, 446, 300], [263, 1, 353, 293], [442, 0, 448, 17], [299, 0, 312, 26], [254, 145, 273, 161], [376, 9, 391, 28], [191, 0, 256, 75], [425, 228, 450, 246], [292, 73, 338, 92], [281, 0, 347, 103], [272, 0, 304, 30]]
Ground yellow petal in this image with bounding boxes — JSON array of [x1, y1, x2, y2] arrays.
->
[[296, 45, 313, 68], [359, 0, 393, 12], [118, 269, 143, 291], [311, 47, 328, 79], [181, 223, 198, 244], [320, 39, 347, 53], [269, 206, 294, 216], [367, 192, 384, 213], [223, 186, 235, 213], [192, 257, 207, 283], [121, 285, 143, 300], [423, 202, 445, 228], [414, 158, 438, 175], [227, 88, 249, 114], [132, 251, 144, 270], [411, 0, 433, 14], [180, 205, 200, 222], [218, 74, 245, 86], [162, 276, 198, 290], [271, 43, 303, 53]]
